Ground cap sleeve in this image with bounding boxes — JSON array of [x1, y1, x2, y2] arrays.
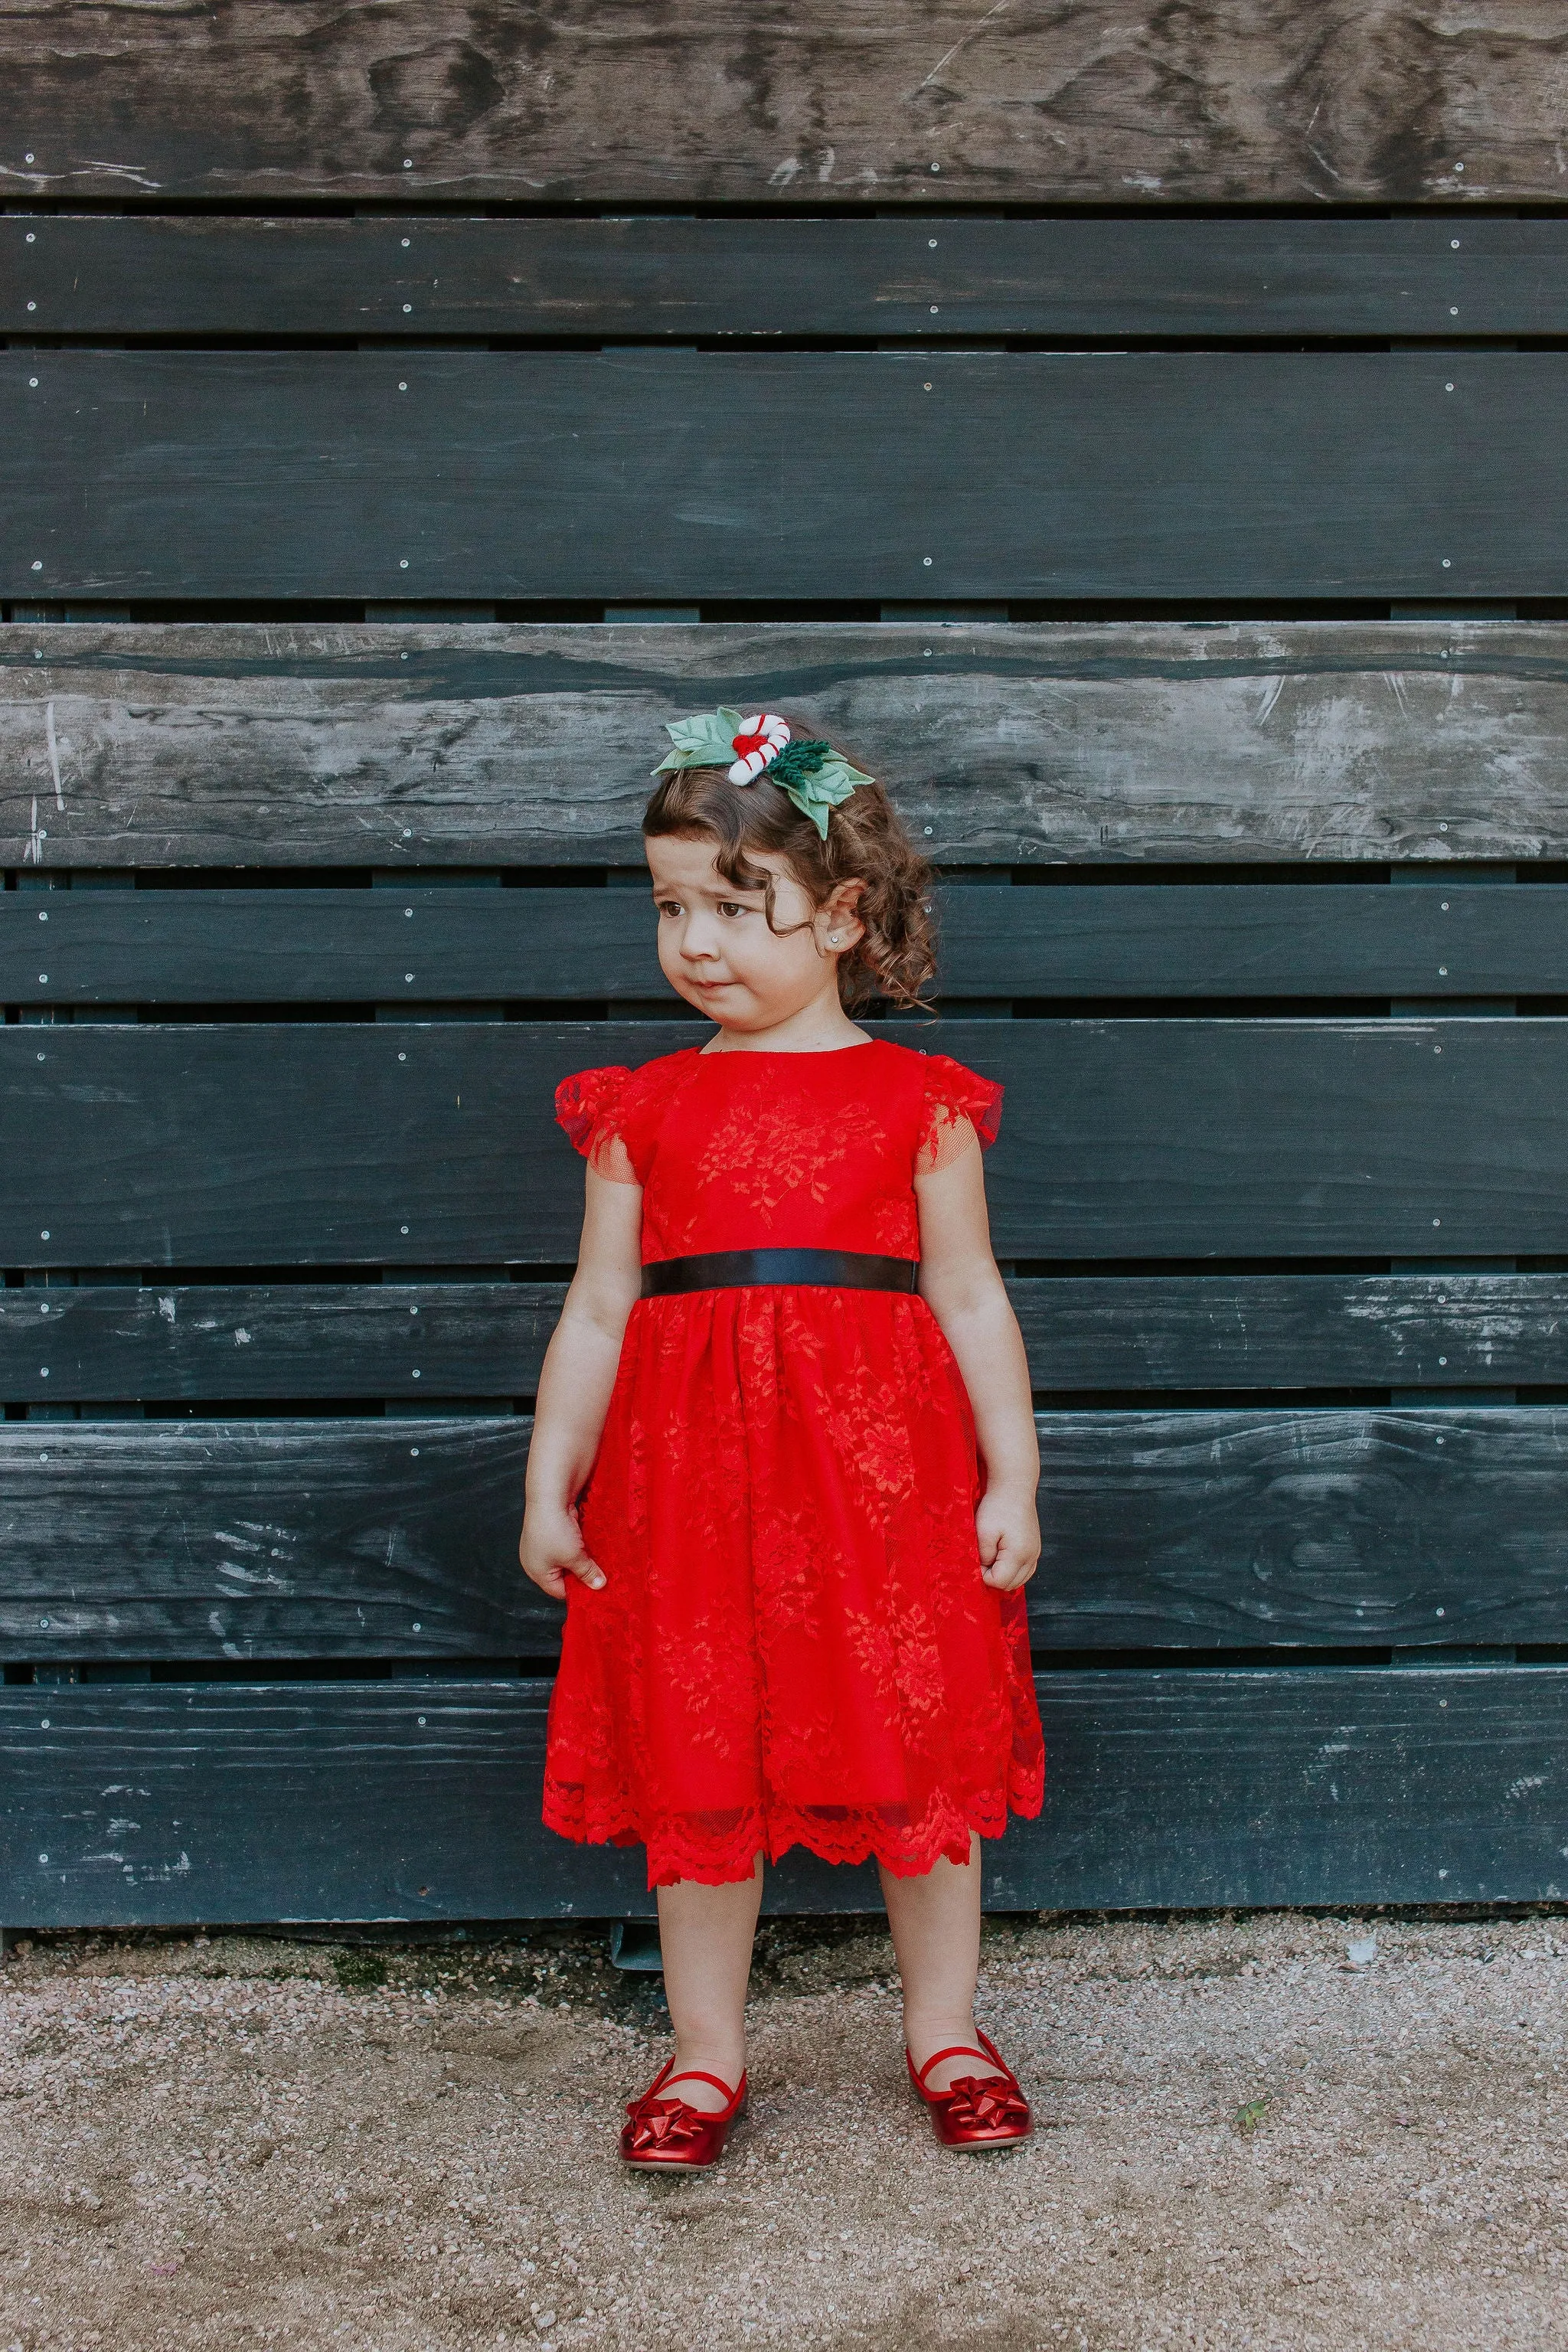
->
[[916, 1052, 1004, 1175], [554, 1065, 640, 1184]]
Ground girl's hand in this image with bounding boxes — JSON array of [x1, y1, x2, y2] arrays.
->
[[976, 1485, 1040, 1592], [519, 1501, 607, 1602]]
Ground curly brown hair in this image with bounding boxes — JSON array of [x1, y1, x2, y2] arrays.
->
[[642, 725, 937, 1011]]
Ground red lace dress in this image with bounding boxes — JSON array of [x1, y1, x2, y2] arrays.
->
[[544, 1037, 1044, 1888]]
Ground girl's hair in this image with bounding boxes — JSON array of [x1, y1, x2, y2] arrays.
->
[[642, 727, 936, 1011]]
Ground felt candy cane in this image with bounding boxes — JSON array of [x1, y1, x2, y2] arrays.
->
[[725, 713, 792, 784]]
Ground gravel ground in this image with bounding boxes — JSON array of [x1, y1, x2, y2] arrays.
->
[[1, 1908, 1565, 2351]]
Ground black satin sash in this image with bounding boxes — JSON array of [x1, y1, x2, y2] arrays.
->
[[640, 1249, 920, 1298]]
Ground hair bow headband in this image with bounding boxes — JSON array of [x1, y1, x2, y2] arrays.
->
[[652, 707, 873, 839]]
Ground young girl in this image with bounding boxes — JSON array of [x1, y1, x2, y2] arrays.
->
[[519, 709, 1044, 2165]]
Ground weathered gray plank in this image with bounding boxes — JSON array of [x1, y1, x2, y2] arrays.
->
[[6, 215, 1564, 338], [8, 882, 1564, 1004], [3, 619, 1566, 870], [5, 1017, 1568, 1266], [1, 4, 1563, 204], [5, 1276, 1566, 1403], [7, 1407, 1568, 1661], [2, 1668, 1564, 1926], [5, 351, 1562, 603]]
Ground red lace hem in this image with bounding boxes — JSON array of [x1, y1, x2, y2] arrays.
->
[[542, 1774, 1045, 1890]]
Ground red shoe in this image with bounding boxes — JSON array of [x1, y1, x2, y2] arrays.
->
[[906, 2029, 1032, 2152], [619, 2056, 749, 2170]]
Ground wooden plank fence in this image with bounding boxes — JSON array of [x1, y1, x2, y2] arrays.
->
[[4, 1, 1568, 1928]]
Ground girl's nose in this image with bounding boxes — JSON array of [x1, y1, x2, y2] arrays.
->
[[681, 916, 723, 960]]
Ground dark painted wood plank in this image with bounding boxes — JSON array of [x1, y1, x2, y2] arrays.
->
[[3, 1668, 1564, 1926], [0, 887, 666, 1005], [0, 1677, 650, 1925], [5, 351, 1564, 603], [1019, 1275, 1568, 1394], [21, 1017, 1568, 1263], [6, 1275, 1567, 1404], [1, 5, 1563, 205], [7, 1406, 1568, 1661], [990, 1667, 1568, 1912], [5, 1018, 1568, 1266], [994, 1017, 1568, 1261], [929, 884, 1568, 1001], [0, 1018, 613, 1269], [11, 883, 1567, 1005], [7, 881, 1568, 1004], [1034, 1408, 1568, 1652], [0, 1416, 547, 1661], [5, 618, 1566, 871], [7, 216, 1566, 339], [0, 1282, 564, 1404]]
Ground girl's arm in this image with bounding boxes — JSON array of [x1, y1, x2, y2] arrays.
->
[[519, 1166, 644, 1599], [915, 1134, 1040, 1592]]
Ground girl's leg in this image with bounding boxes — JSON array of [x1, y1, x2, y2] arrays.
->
[[654, 1855, 764, 2110], [879, 1832, 986, 2094]]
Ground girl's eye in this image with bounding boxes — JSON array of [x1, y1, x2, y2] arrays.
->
[[717, 900, 750, 918], [655, 899, 681, 917]]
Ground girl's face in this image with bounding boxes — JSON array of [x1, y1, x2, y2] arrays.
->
[[646, 831, 864, 1036]]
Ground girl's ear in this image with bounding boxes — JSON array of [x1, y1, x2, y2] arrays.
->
[[818, 879, 866, 951]]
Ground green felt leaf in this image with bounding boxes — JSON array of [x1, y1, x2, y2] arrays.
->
[[651, 706, 743, 773], [770, 743, 874, 837]]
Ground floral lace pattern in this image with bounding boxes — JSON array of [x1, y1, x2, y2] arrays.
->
[[546, 1039, 1043, 1888]]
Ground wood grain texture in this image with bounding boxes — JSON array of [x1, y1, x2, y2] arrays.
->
[[4, 1668, 1565, 1926], [1033, 1408, 1568, 1651], [6, 1276, 1567, 1403], [4, 619, 1567, 870], [7, 1407, 1568, 1661], [6, 1017, 1568, 1266], [5, 351, 1563, 603], [0, 1416, 548, 1661], [2, 4, 1566, 204], [8, 215, 1566, 338], [8, 881, 1565, 1004]]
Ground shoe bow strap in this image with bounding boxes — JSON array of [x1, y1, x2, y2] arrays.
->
[[941, 2073, 1031, 2132], [622, 2093, 715, 2153]]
